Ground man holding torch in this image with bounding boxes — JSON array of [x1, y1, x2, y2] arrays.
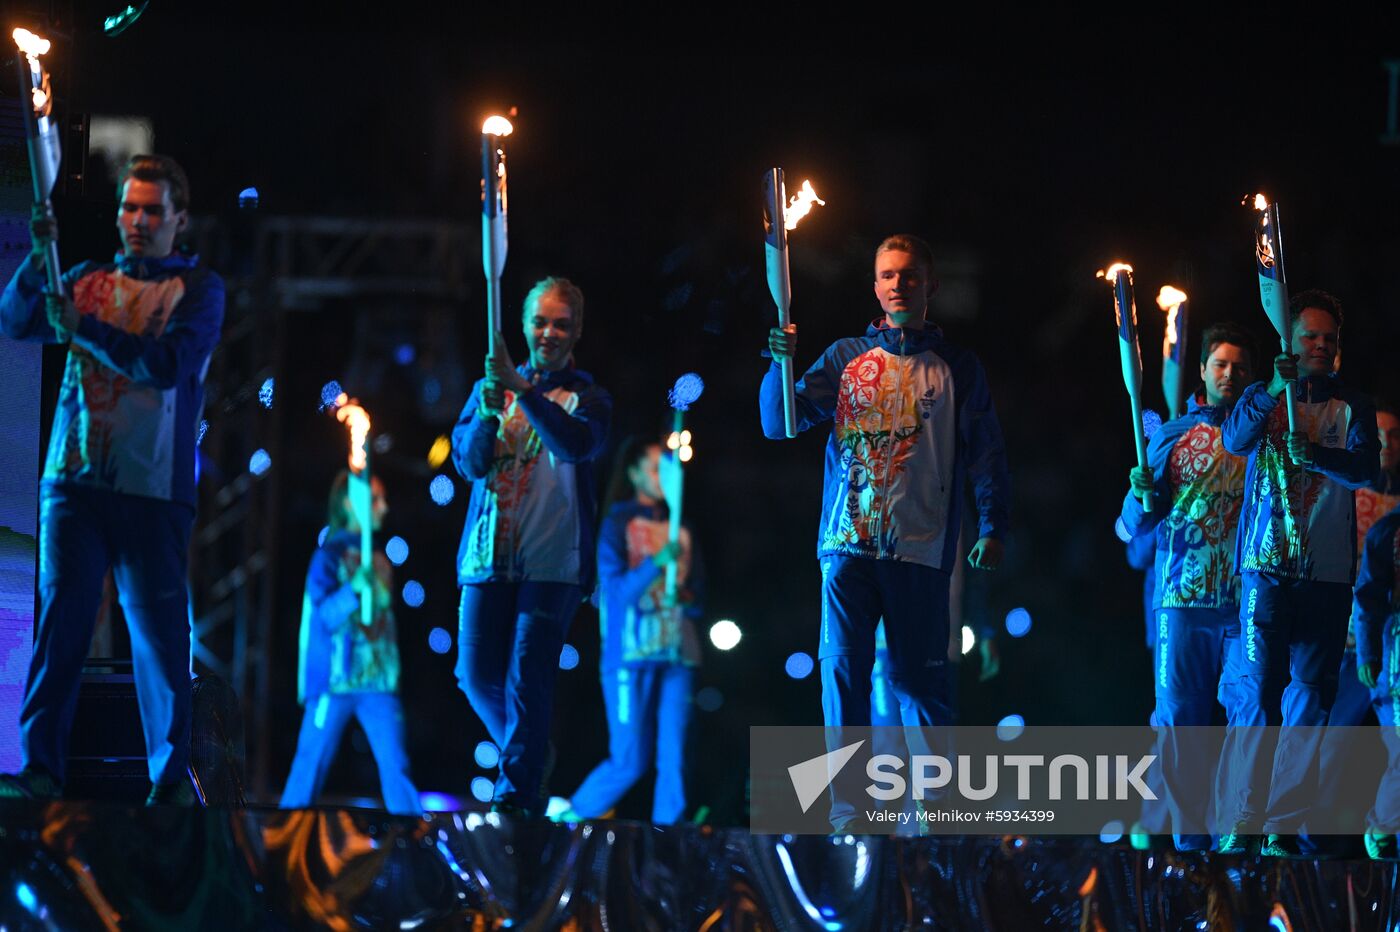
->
[[0, 155, 224, 803], [1218, 289, 1379, 855], [452, 276, 611, 819], [760, 234, 1010, 831], [1120, 323, 1254, 851]]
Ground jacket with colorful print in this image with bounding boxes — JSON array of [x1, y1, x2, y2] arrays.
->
[[1223, 375, 1379, 584], [297, 531, 400, 703], [1352, 504, 1400, 697], [452, 364, 611, 588], [760, 320, 1010, 570], [1120, 393, 1247, 609], [597, 499, 705, 672], [1, 252, 225, 508], [1356, 469, 1400, 551]]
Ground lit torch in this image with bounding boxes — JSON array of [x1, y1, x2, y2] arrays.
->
[[763, 169, 826, 438], [1245, 193, 1297, 434], [1097, 263, 1152, 511], [663, 373, 704, 599], [482, 115, 512, 357], [12, 28, 64, 308], [1157, 285, 1189, 420], [334, 393, 375, 626]]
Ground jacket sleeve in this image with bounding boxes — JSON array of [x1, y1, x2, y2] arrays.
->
[[451, 379, 499, 482], [514, 381, 611, 463], [1222, 382, 1275, 455], [958, 354, 1011, 540], [1306, 391, 1380, 489], [306, 546, 359, 636], [1352, 515, 1397, 670], [597, 510, 663, 611], [0, 255, 87, 344], [70, 269, 225, 389], [1120, 416, 1182, 537], [759, 343, 845, 439]]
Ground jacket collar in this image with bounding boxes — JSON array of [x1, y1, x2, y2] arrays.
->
[[864, 318, 943, 356], [113, 250, 199, 279]]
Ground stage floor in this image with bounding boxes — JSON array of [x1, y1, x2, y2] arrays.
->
[[0, 801, 1395, 930]]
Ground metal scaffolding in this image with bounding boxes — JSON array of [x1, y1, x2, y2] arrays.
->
[[188, 215, 471, 795]]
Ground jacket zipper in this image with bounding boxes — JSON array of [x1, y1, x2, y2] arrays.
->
[[874, 331, 905, 558]]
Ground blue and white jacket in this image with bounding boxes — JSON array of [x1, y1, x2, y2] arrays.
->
[[452, 364, 611, 588], [597, 499, 704, 672], [1353, 504, 1400, 698], [760, 320, 1010, 570], [1, 252, 224, 508], [1121, 393, 1247, 609], [297, 531, 400, 703], [1223, 375, 1378, 584]]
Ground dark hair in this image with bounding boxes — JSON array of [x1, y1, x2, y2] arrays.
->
[[523, 276, 585, 330], [1377, 400, 1398, 420], [327, 469, 353, 530], [1199, 322, 1255, 369], [874, 234, 935, 276], [1288, 289, 1343, 330], [116, 154, 191, 213], [601, 435, 659, 515]]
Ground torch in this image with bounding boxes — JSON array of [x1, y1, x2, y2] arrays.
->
[[482, 115, 512, 357], [1097, 263, 1152, 512], [762, 169, 826, 438], [664, 373, 704, 599], [334, 393, 374, 626], [1246, 193, 1297, 433], [12, 29, 64, 309], [1157, 285, 1189, 420]]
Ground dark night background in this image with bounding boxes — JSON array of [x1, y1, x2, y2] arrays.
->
[[7, 4, 1400, 822]]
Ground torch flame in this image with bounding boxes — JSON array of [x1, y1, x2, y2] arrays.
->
[[1252, 193, 1269, 211], [13, 28, 51, 58], [482, 115, 514, 137], [333, 392, 371, 473], [32, 88, 48, 110], [1095, 263, 1133, 281], [1156, 286, 1187, 312], [784, 180, 826, 231]]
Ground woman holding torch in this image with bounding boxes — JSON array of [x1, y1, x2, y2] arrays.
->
[[452, 277, 611, 819], [280, 472, 420, 815]]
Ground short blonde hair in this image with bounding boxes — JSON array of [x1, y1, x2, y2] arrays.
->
[[523, 276, 585, 329]]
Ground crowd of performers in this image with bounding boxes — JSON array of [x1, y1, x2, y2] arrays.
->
[[0, 155, 1396, 862]]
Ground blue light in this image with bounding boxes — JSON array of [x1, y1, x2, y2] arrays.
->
[[1004, 608, 1032, 638], [419, 791, 464, 812], [386, 536, 409, 565], [258, 377, 274, 409], [785, 652, 814, 679], [238, 187, 259, 209], [470, 777, 494, 803], [402, 581, 425, 608], [427, 627, 451, 654], [320, 381, 343, 410], [474, 741, 500, 769], [997, 714, 1025, 741], [696, 687, 724, 712], [429, 475, 455, 506], [197, 419, 209, 445], [668, 372, 705, 410], [1099, 819, 1126, 844], [559, 644, 579, 670], [16, 881, 38, 913], [317, 526, 330, 547], [249, 449, 271, 476], [394, 343, 416, 366]]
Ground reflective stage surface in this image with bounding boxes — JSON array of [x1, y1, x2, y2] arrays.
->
[[0, 802, 1395, 930]]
